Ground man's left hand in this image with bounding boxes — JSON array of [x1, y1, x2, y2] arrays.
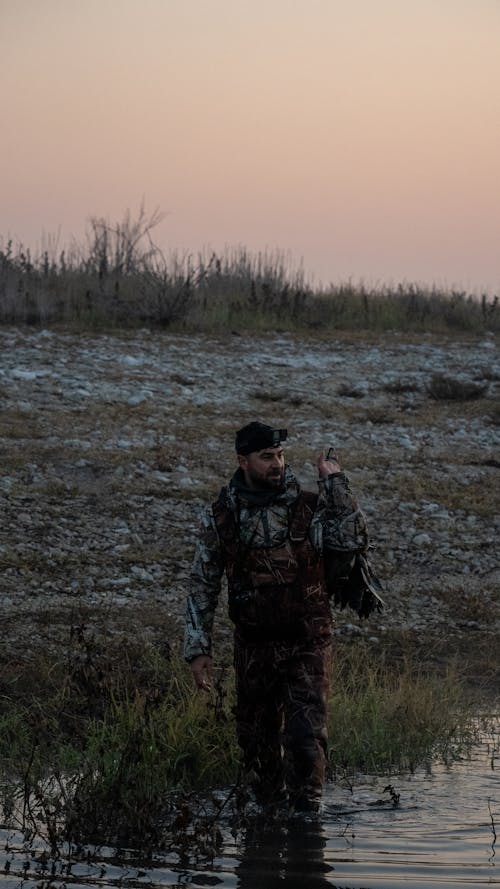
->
[[317, 450, 342, 478]]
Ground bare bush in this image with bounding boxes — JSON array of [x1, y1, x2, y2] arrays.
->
[[363, 408, 397, 424], [383, 379, 420, 394], [426, 374, 489, 401], [337, 383, 366, 398]]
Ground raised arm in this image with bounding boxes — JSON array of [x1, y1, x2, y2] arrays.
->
[[313, 451, 369, 553]]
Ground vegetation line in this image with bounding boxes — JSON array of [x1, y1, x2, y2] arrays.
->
[[1, 208, 498, 332]]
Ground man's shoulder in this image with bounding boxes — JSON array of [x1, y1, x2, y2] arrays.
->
[[211, 483, 232, 512], [209, 485, 237, 536]]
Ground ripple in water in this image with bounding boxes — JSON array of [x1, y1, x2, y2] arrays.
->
[[1, 727, 498, 889]]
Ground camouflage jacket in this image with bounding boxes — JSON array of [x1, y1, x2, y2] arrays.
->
[[183, 466, 368, 662]]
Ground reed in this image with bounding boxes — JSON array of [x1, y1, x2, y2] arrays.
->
[[1, 209, 498, 332]]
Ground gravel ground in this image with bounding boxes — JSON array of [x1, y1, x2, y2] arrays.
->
[[1, 326, 499, 682]]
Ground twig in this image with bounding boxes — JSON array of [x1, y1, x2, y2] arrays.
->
[[488, 798, 497, 860]]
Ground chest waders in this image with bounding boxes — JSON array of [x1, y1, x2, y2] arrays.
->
[[212, 490, 333, 811]]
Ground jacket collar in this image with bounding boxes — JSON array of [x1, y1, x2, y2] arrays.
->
[[226, 465, 301, 509]]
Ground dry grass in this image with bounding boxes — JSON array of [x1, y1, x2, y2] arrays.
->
[[1, 209, 499, 332], [378, 469, 498, 516], [427, 373, 490, 401]]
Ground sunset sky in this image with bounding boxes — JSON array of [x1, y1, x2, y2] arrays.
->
[[1, 0, 499, 292]]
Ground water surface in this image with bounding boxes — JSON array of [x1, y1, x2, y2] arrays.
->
[[1, 729, 497, 889]]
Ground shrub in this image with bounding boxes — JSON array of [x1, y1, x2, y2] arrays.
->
[[426, 373, 489, 401]]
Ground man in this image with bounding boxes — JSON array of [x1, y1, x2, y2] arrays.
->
[[184, 421, 373, 813]]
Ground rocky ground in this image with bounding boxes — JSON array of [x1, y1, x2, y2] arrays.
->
[[1, 326, 499, 685]]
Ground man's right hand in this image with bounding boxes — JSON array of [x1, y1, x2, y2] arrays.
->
[[190, 654, 213, 691]]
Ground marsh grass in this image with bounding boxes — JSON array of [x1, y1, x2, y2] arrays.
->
[[0, 625, 481, 853], [328, 646, 477, 774], [1, 209, 498, 332]]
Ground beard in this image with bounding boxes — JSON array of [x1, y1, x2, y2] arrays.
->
[[246, 466, 285, 490]]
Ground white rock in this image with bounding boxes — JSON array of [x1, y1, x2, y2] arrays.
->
[[130, 566, 154, 581], [127, 393, 148, 405], [120, 355, 144, 366], [11, 369, 40, 380], [412, 532, 432, 546]]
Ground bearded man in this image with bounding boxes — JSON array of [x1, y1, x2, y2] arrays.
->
[[184, 421, 377, 813]]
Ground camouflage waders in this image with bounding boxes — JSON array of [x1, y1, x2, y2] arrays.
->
[[213, 490, 334, 807], [234, 635, 333, 807]]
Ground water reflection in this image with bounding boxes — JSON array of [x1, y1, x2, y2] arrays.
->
[[0, 723, 497, 889], [236, 817, 333, 889]]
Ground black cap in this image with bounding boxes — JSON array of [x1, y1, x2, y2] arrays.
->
[[235, 422, 288, 455]]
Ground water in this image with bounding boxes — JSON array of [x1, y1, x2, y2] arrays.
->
[[1, 731, 497, 889]]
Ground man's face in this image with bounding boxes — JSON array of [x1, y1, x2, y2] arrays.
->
[[238, 447, 285, 490]]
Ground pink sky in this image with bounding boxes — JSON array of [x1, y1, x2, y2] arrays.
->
[[1, 0, 499, 292]]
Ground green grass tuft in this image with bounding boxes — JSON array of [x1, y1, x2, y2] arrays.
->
[[328, 646, 477, 774]]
